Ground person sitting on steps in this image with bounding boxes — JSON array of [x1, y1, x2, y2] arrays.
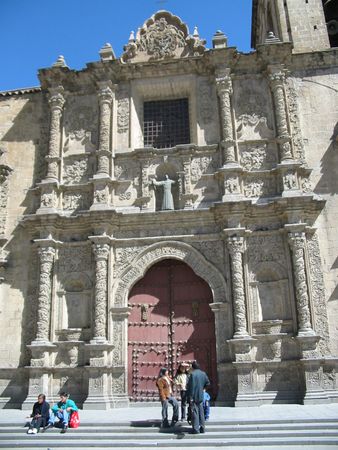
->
[[26, 393, 50, 434], [48, 391, 78, 433]]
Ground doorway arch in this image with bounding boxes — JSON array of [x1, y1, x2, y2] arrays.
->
[[128, 258, 217, 401]]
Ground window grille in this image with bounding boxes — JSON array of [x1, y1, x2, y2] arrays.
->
[[143, 98, 190, 148]]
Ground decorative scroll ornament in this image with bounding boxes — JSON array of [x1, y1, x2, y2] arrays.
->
[[121, 11, 206, 62]]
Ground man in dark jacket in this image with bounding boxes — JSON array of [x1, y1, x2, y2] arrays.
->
[[27, 394, 50, 434], [186, 361, 210, 434]]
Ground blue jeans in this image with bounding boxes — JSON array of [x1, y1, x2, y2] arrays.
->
[[161, 396, 179, 423], [49, 410, 69, 428]]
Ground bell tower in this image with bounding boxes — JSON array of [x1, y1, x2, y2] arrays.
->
[[251, 0, 331, 53]]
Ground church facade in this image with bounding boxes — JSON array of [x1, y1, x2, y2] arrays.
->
[[0, 0, 337, 408]]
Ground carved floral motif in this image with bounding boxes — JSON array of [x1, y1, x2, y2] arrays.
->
[[117, 93, 130, 133], [92, 243, 110, 340], [190, 156, 218, 182], [199, 81, 214, 124], [63, 159, 89, 184], [240, 145, 272, 171], [236, 114, 274, 141], [59, 246, 92, 274], [62, 191, 91, 211], [286, 80, 305, 162]]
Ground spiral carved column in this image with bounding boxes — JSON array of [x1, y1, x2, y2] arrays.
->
[[288, 232, 314, 335], [34, 246, 55, 343], [268, 67, 293, 161], [215, 69, 236, 165], [227, 236, 249, 338], [97, 82, 114, 176], [46, 87, 65, 181], [92, 243, 110, 342]]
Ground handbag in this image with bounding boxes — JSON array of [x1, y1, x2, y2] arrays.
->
[[69, 410, 80, 428]]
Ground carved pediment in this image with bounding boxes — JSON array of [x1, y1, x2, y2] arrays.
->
[[122, 10, 206, 63]]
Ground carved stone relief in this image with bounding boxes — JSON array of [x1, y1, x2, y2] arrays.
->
[[192, 241, 225, 274], [236, 114, 274, 141], [306, 233, 330, 355], [190, 155, 218, 182], [243, 174, 276, 198], [240, 143, 277, 171], [62, 189, 92, 212], [114, 160, 140, 181], [0, 165, 13, 235], [286, 79, 305, 162], [58, 245, 92, 274], [114, 241, 227, 307], [117, 89, 130, 134], [248, 234, 287, 268], [112, 372, 125, 394], [122, 11, 206, 62], [63, 157, 94, 185]]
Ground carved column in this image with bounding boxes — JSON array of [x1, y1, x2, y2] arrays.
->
[[33, 245, 56, 343], [268, 67, 293, 161], [215, 68, 236, 165], [288, 232, 314, 335], [24, 239, 57, 409], [227, 236, 249, 338], [181, 155, 195, 209], [92, 242, 110, 343], [46, 86, 65, 181], [97, 82, 114, 176]]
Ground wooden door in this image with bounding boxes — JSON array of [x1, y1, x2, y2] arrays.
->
[[128, 259, 217, 401]]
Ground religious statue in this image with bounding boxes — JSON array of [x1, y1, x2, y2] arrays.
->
[[152, 174, 175, 210]]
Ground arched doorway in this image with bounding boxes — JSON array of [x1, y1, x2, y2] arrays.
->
[[128, 259, 217, 402]]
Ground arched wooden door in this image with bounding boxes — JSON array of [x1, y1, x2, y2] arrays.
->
[[128, 259, 217, 401]]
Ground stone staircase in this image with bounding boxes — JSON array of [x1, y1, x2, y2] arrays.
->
[[0, 418, 338, 449]]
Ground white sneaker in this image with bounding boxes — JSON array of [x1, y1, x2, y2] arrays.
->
[[32, 428, 38, 434], [27, 429, 33, 434]]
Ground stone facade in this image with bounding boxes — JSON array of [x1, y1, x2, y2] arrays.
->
[[0, 5, 337, 408]]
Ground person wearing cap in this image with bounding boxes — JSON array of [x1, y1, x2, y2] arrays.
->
[[48, 392, 78, 433], [156, 367, 179, 428], [186, 361, 210, 434]]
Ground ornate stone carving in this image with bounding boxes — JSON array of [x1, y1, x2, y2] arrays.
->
[[64, 130, 95, 155], [283, 170, 298, 190], [112, 321, 123, 365], [192, 241, 224, 274], [224, 176, 240, 195], [97, 82, 114, 176], [122, 12, 205, 62], [243, 175, 275, 198], [114, 241, 227, 307], [0, 165, 13, 235], [190, 156, 218, 182], [34, 246, 55, 342], [248, 234, 286, 267], [40, 187, 58, 209], [288, 232, 314, 335], [306, 233, 330, 355], [240, 144, 276, 171], [63, 158, 90, 184], [62, 190, 91, 211], [59, 245, 92, 274], [46, 86, 65, 181], [117, 90, 130, 133], [112, 372, 125, 394], [286, 80, 305, 162], [93, 184, 109, 205], [268, 69, 294, 162], [114, 246, 144, 279], [216, 69, 235, 164], [236, 114, 274, 141], [92, 243, 110, 341], [227, 236, 249, 337]]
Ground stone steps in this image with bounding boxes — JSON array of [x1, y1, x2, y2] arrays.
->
[[0, 419, 337, 448]]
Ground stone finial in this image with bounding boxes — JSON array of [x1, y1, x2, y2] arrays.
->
[[128, 31, 135, 43], [99, 42, 116, 62], [265, 31, 281, 44], [212, 30, 227, 49], [193, 26, 199, 38], [52, 55, 68, 68]]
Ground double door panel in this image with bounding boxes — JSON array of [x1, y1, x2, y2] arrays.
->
[[128, 259, 217, 401]]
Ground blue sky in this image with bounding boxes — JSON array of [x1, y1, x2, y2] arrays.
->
[[0, 0, 253, 91]]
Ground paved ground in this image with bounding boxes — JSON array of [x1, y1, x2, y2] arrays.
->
[[0, 403, 337, 424]]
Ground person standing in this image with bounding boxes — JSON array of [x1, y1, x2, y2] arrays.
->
[[174, 363, 190, 421], [186, 361, 210, 434], [49, 392, 78, 433], [156, 367, 179, 428], [26, 394, 50, 434]]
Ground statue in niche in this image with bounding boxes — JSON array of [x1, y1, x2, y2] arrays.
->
[[152, 174, 175, 210]]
